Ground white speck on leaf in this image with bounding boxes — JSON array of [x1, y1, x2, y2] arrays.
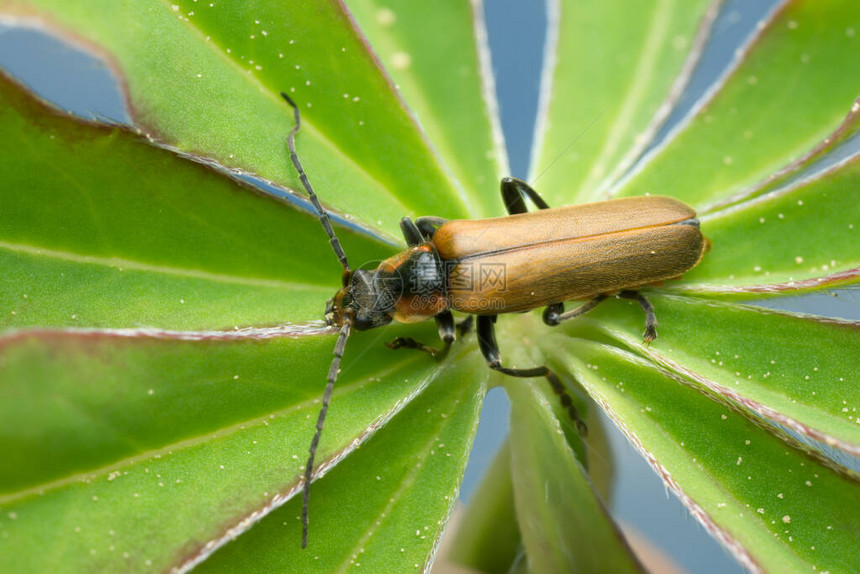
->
[[391, 52, 411, 70]]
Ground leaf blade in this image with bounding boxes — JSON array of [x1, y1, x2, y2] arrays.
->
[[0, 324, 451, 572], [616, 0, 860, 207], [679, 156, 860, 295], [0, 71, 391, 330], [347, 0, 507, 217], [532, 0, 717, 204], [585, 294, 860, 455], [6, 0, 471, 234], [191, 350, 487, 573], [551, 339, 860, 573], [506, 377, 643, 574]]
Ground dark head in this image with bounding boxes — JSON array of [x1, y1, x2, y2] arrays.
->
[[325, 269, 396, 331]]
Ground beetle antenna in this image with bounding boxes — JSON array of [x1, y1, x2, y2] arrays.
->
[[302, 319, 351, 548], [281, 92, 351, 272]]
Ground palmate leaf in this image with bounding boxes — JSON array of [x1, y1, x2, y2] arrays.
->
[[553, 339, 860, 574], [531, 0, 719, 205], [2, 0, 476, 238], [1, 1, 859, 573], [0, 1, 494, 569], [345, 0, 508, 217], [520, 0, 860, 571], [0, 72, 390, 331], [614, 0, 860, 207]]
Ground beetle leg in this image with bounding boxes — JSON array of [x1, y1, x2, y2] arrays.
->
[[457, 315, 474, 337], [618, 290, 658, 342], [476, 315, 587, 435], [399, 217, 424, 247], [431, 310, 456, 360], [415, 216, 447, 240], [501, 176, 551, 214], [386, 336, 441, 356], [542, 295, 608, 326], [386, 310, 456, 360]]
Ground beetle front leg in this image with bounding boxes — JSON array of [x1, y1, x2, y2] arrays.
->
[[386, 310, 456, 360], [618, 290, 658, 342], [476, 315, 587, 435], [431, 310, 456, 360], [415, 216, 447, 240], [385, 336, 439, 355], [402, 217, 448, 245], [399, 217, 424, 247]]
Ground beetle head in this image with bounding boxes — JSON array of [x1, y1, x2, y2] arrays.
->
[[325, 269, 395, 331]]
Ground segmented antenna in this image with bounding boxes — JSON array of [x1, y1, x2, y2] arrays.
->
[[302, 320, 351, 548], [280, 92, 351, 272], [281, 93, 354, 547]]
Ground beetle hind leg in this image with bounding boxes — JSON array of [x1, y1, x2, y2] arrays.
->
[[477, 315, 587, 435], [619, 290, 658, 342], [543, 292, 657, 343]]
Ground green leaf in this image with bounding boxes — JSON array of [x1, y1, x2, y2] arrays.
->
[[587, 293, 860, 455], [448, 373, 616, 573], [706, 93, 860, 211], [615, 0, 860, 207], [531, 0, 718, 204], [191, 350, 486, 572], [0, 71, 392, 330], [551, 339, 860, 573], [0, 5, 497, 570], [346, 0, 507, 217], [506, 378, 643, 574], [0, 325, 464, 572], [447, 441, 521, 574], [680, 157, 860, 294], [6, 0, 471, 236]]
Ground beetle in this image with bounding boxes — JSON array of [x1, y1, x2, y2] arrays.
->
[[280, 94, 709, 547]]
